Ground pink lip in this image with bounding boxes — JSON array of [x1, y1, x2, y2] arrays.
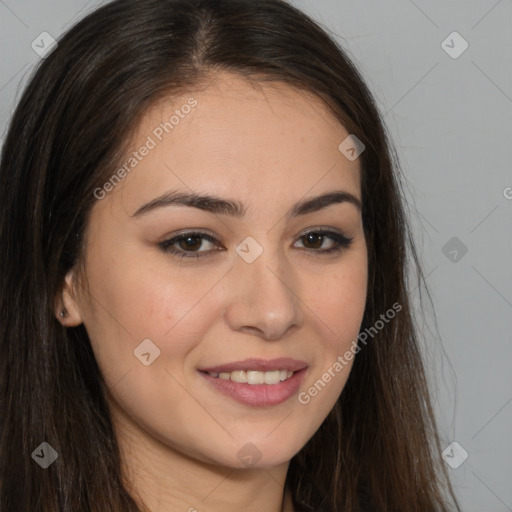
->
[[199, 365, 308, 407], [199, 357, 308, 373]]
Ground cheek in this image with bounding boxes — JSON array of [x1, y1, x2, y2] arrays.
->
[[298, 254, 367, 402], [83, 259, 228, 376], [306, 259, 368, 346]]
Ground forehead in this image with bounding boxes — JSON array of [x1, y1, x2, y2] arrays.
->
[[100, 71, 362, 219]]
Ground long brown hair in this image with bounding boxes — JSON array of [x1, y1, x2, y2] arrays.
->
[[0, 0, 459, 510]]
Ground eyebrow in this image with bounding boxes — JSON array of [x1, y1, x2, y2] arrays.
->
[[131, 189, 362, 220]]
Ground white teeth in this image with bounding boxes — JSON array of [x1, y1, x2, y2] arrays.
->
[[230, 370, 246, 383], [247, 370, 264, 384], [207, 369, 296, 384], [264, 370, 280, 385]]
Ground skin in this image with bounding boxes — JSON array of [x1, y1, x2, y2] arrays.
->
[[56, 71, 368, 512]]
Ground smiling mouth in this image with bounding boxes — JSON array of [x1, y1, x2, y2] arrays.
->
[[202, 369, 295, 385], [199, 364, 308, 406]]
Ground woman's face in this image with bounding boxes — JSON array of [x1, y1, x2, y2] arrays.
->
[[63, 71, 367, 469]]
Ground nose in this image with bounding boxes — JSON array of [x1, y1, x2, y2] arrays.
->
[[223, 243, 303, 341]]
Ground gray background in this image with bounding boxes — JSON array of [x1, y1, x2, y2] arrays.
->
[[1, 0, 511, 510]]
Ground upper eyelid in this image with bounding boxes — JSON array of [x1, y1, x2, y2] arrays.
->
[[159, 231, 217, 249], [161, 227, 350, 251], [163, 226, 346, 241]]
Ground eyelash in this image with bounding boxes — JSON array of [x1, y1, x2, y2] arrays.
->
[[158, 228, 353, 261]]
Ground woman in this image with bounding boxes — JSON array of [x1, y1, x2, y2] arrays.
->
[[0, 0, 460, 510]]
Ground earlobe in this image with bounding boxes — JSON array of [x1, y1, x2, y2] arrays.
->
[[55, 271, 83, 327]]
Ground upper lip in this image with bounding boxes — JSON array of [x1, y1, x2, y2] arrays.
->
[[199, 357, 308, 373]]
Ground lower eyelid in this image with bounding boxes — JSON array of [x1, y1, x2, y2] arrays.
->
[[160, 233, 216, 250], [160, 230, 352, 257], [295, 232, 351, 249]]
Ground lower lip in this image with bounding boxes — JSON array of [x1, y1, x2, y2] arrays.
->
[[199, 369, 307, 407]]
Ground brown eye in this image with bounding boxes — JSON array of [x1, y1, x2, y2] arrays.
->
[[301, 232, 325, 249], [177, 235, 204, 252], [159, 232, 220, 260], [159, 229, 353, 261], [295, 230, 353, 254]]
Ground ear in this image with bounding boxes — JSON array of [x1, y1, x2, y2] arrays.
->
[[54, 270, 84, 327]]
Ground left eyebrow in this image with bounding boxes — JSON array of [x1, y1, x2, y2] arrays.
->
[[131, 189, 362, 219]]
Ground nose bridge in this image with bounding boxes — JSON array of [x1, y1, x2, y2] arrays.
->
[[224, 234, 302, 339]]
